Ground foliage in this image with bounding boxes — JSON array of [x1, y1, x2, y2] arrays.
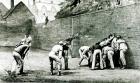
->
[[55, 0, 115, 18]]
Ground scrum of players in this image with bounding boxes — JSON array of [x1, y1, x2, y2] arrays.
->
[[9, 33, 128, 77], [79, 33, 128, 70], [49, 33, 128, 76]]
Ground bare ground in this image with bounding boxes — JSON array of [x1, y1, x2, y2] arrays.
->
[[0, 47, 140, 83]]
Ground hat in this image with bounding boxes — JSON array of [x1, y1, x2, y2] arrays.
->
[[59, 41, 63, 45], [117, 35, 122, 39], [26, 36, 32, 43]]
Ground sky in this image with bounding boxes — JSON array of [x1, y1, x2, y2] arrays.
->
[[0, 0, 65, 22], [0, 0, 64, 9]]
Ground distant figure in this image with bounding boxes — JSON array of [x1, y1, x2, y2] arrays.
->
[[70, 0, 81, 7], [116, 0, 121, 5], [49, 41, 63, 76]]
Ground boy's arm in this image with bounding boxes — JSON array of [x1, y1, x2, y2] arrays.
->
[[58, 50, 63, 59], [23, 47, 30, 56], [58, 47, 63, 59], [15, 44, 28, 51]]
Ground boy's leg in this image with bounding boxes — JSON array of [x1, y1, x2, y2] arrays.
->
[[19, 60, 24, 74], [57, 61, 62, 76], [11, 51, 22, 76], [99, 51, 103, 69], [54, 56, 62, 76], [79, 50, 84, 66], [49, 54, 62, 76], [102, 54, 107, 69], [91, 50, 97, 69], [49, 57, 54, 75], [108, 51, 114, 69], [63, 51, 69, 70], [120, 50, 126, 69], [65, 54, 68, 69]]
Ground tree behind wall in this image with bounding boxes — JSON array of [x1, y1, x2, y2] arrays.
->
[[55, 0, 135, 18]]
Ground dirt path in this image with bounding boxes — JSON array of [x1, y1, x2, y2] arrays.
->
[[0, 47, 140, 82]]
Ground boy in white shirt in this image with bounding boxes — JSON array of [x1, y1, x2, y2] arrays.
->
[[49, 41, 63, 76]]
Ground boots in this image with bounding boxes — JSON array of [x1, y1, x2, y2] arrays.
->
[[57, 71, 61, 76]]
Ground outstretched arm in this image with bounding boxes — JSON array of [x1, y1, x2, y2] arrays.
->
[[64, 33, 79, 45]]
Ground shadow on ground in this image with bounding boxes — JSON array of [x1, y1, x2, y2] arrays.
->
[[1, 75, 134, 83], [1, 70, 79, 82], [1, 69, 140, 83], [0, 47, 140, 83]]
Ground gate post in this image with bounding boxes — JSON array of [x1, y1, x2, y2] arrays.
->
[[71, 16, 80, 58]]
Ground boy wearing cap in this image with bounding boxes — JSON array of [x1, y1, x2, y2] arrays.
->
[[11, 43, 30, 76], [49, 41, 63, 76], [11, 35, 32, 76]]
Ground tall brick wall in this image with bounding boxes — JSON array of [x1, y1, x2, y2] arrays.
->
[[34, 18, 72, 50], [36, 3, 140, 68], [76, 4, 140, 68], [78, 3, 140, 68]]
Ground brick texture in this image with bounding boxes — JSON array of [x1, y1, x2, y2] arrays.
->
[[36, 3, 140, 68]]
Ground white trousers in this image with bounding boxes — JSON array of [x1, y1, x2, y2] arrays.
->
[[91, 49, 103, 69], [103, 51, 114, 69], [11, 51, 23, 75], [120, 49, 127, 66], [79, 49, 89, 66], [49, 51, 62, 72]]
